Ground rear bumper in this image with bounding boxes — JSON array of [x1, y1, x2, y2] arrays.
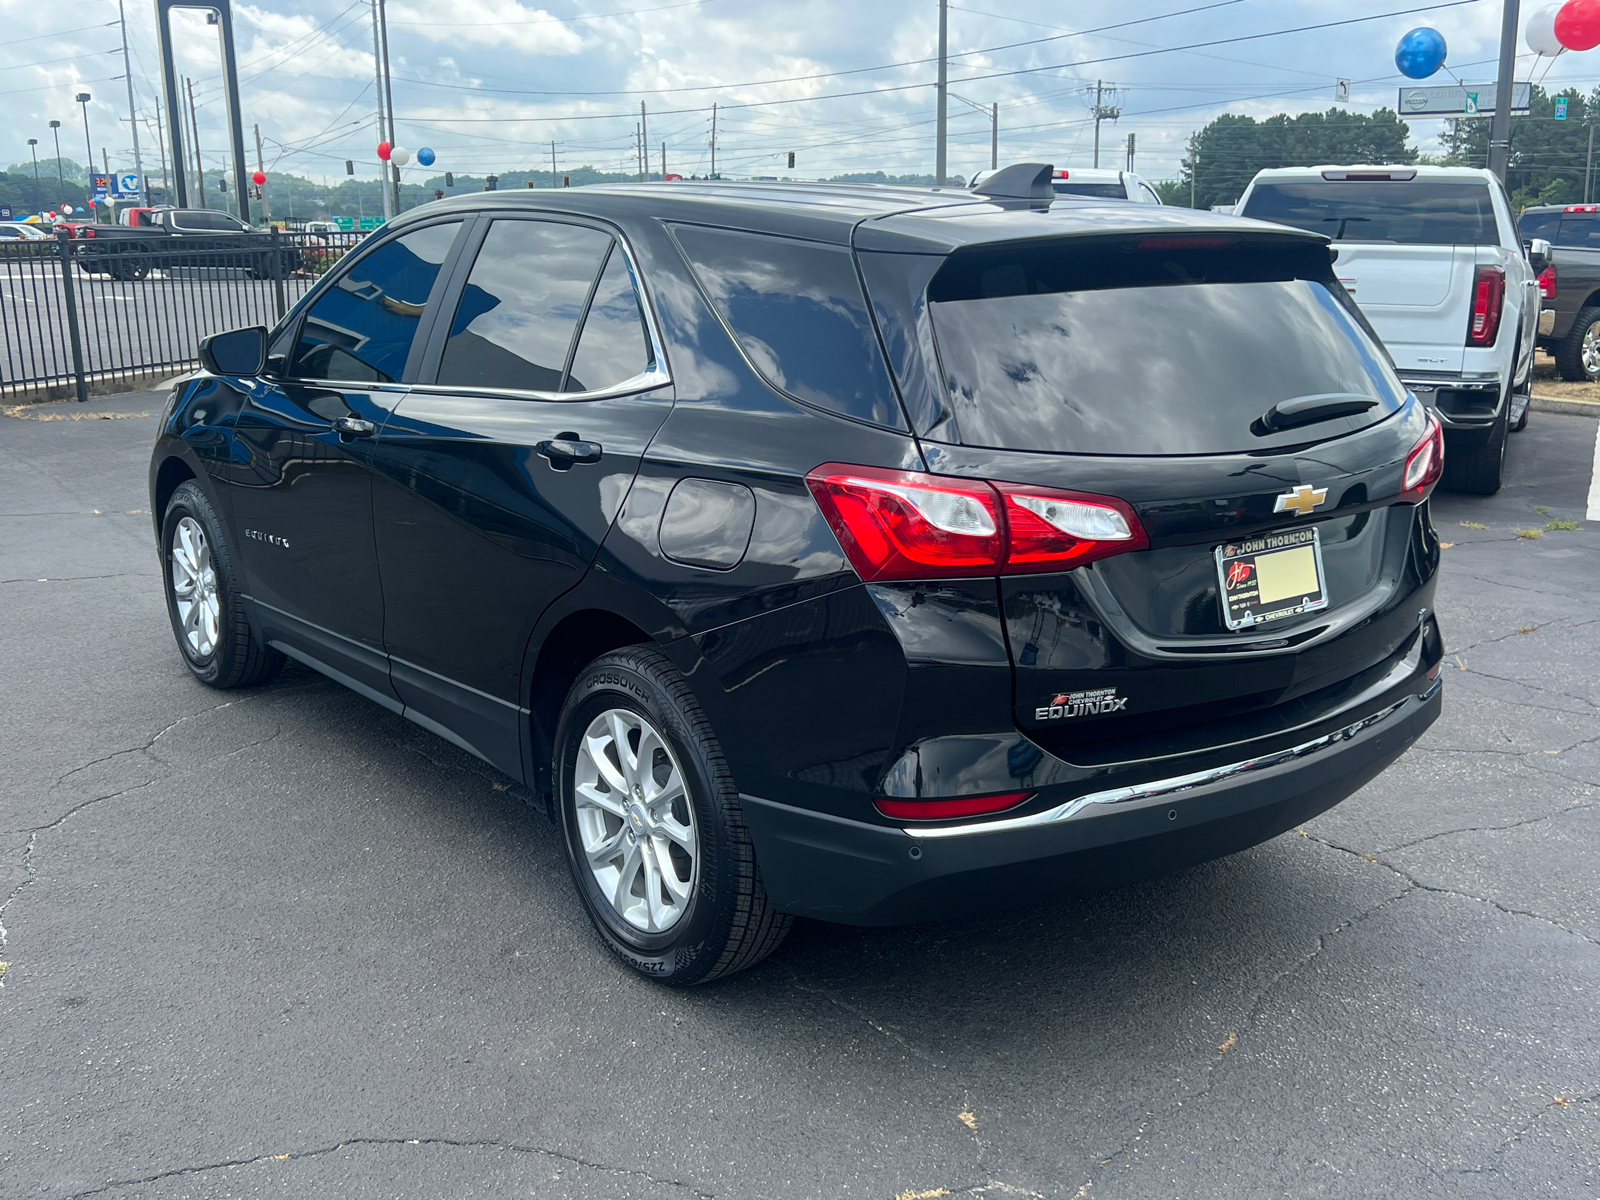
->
[[1399, 372, 1503, 436], [742, 677, 1441, 926]]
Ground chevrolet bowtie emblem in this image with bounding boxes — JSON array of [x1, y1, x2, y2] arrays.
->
[[1274, 485, 1329, 516]]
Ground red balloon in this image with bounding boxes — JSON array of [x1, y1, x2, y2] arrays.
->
[[1556, 0, 1600, 50], [377, 141, 392, 161], [251, 170, 266, 186]]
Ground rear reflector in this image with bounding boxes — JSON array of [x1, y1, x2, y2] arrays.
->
[[874, 791, 1032, 821], [1398, 409, 1444, 504], [806, 464, 1149, 582], [1467, 265, 1505, 346], [1538, 264, 1557, 300]]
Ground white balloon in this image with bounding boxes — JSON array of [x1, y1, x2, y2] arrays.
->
[[1528, 4, 1564, 55], [389, 147, 410, 166]]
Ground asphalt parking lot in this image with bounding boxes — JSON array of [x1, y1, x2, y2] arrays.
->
[[2, 393, 1597, 1200]]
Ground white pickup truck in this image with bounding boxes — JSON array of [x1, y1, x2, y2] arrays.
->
[[1236, 165, 1541, 494]]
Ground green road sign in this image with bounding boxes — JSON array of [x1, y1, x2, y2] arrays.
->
[[332, 216, 355, 230], [1465, 92, 1479, 116], [358, 216, 381, 230], [1556, 97, 1569, 120]]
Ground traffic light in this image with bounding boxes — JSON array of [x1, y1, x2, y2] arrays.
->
[[434, 189, 444, 200], [787, 151, 795, 169], [562, 174, 571, 187], [485, 174, 499, 191], [444, 172, 454, 188], [218, 176, 227, 192], [345, 160, 354, 176], [526, 179, 536, 188]]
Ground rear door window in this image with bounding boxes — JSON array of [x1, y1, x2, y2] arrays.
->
[[437, 219, 612, 393], [1241, 180, 1499, 244], [672, 225, 904, 428], [1052, 182, 1129, 199], [926, 239, 1406, 456], [565, 243, 654, 393], [291, 220, 462, 383]]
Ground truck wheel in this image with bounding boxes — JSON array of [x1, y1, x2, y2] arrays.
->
[[554, 645, 792, 986], [1554, 306, 1600, 382], [1441, 406, 1508, 496]]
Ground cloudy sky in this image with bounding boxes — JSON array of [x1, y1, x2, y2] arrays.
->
[[6, 0, 1600, 189]]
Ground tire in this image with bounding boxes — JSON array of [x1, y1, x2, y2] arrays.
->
[[554, 646, 791, 986], [1440, 405, 1508, 496], [160, 481, 285, 689], [1554, 305, 1600, 382]]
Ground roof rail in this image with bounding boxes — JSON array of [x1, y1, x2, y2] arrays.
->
[[972, 162, 1055, 202]]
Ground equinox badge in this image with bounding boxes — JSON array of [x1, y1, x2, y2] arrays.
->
[[1273, 485, 1329, 516]]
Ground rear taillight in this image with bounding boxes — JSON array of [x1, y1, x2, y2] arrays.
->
[[1467, 265, 1505, 346], [1398, 410, 1444, 504], [873, 791, 1032, 821], [805, 465, 1148, 582], [1538, 264, 1557, 300]]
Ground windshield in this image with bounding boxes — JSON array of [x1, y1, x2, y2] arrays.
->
[[925, 240, 1405, 455], [1052, 182, 1127, 199], [1240, 180, 1499, 244]]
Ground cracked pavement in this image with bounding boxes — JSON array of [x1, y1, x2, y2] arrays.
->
[[2, 393, 1597, 1199]]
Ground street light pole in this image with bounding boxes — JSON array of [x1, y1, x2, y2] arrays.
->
[[1487, 0, 1521, 179], [76, 93, 93, 185], [991, 101, 998, 170], [49, 120, 64, 201], [935, 0, 948, 185], [27, 138, 39, 183], [118, 0, 146, 207]]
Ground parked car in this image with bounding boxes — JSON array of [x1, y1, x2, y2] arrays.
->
[[972, 166, 1162, 203], [71, 207, 299, 281], [0, 222, 49, 240], [150, 163, 1444, 985], [1236, 165, 1538, 495], [1516, 202, 1600, 381]]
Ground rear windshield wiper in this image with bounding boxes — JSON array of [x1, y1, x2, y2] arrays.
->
[[1254, 393, 1378, 436]]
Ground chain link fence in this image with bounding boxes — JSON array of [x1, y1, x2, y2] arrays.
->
[[0, 229, 362, 402]]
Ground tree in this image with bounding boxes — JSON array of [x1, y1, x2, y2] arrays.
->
[[1450, 85, 1600, 208], [1172, 108, 1415, 209]]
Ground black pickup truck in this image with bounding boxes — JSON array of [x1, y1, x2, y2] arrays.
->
[[1519, 203, 1600, 380], [71, 207, 300, 281]]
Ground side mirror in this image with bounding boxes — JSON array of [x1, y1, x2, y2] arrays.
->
[[198, 326, 267, 377], [1529, 237, 1553, 270]]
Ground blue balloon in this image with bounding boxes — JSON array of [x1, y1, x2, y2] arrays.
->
[[1395, 27, 1447, 79], [417, 146, 436, 167]]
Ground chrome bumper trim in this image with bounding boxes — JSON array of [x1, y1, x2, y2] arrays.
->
[[904, 683, 1437, 840]]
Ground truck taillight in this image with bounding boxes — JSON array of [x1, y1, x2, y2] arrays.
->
[[1397, 409, 1444, 504], [1538, 264, 1557, 299], [805, 465, 1148, 582], [1467, 265, 1505, 346]]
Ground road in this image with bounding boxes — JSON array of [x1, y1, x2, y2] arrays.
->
[[0, 257, 318, 395], [1, 396, 1596, 1200]]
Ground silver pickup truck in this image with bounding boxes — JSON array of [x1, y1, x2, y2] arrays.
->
[[1237, 166, 1539, 495]]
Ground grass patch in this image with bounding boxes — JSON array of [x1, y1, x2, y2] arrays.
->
[[1459, 521, 1487, 530], [1545, 518, 1581, 531], [1517, 528, 1544, 539], [1535, 505, 1550, 514]]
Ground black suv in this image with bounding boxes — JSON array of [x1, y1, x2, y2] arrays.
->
[[150, 166, 1445, 985]]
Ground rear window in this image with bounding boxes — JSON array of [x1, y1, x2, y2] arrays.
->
[[1518, 209, 1561, 245], [1558, 212, 1600, 249], [672, 225, 904, 428], [926, 239, 1405, 456], [1052, 182, 1128, 199], [1241, 180, 1499, 245]]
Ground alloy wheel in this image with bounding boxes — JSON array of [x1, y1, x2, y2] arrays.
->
[[170, 515, 221, 659], [1583, 322, 1600, 379], [573, 707, 698, 933]]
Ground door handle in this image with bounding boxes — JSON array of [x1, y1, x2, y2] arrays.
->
[[537, 436, 603, 468], [333, 416, 377, 438]]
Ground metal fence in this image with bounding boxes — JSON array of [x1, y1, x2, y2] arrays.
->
[[0, 229, 364, 402]]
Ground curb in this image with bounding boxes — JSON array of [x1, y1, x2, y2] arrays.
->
[[1531, 395, 1600, 418]]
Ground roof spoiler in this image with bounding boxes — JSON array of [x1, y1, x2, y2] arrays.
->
[[972, 162, 1055, 202]]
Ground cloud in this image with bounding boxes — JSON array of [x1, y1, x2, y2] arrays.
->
[[387, 0, 585, 56]]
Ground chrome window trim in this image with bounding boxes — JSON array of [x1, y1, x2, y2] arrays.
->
[[405, 365, 672, 404], [904, 681, 1437, 840]]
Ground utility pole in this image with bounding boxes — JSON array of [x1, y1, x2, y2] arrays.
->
[[186, 77, 206, 207], [635, 124, 642, 181], [991, 101, 999, 170], [152, 107, 170, 198], [372, 0, 392, 220], [935, 0, 948, 185], [1091, 80, 1120, 169], [1580, 120, 1593, 204], [378, 0, 399, 215], [710, 102, 717, 178], [640, 102, 649, 180], [254, 123, 270, 223], [1126, 132, 1136, 172], [551, 140, 557, 190], [661, 142, 666, 179], [1189, 147, 1198, 208], [117, 0, 145, 207], [1487, 0, 1521, 179]]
